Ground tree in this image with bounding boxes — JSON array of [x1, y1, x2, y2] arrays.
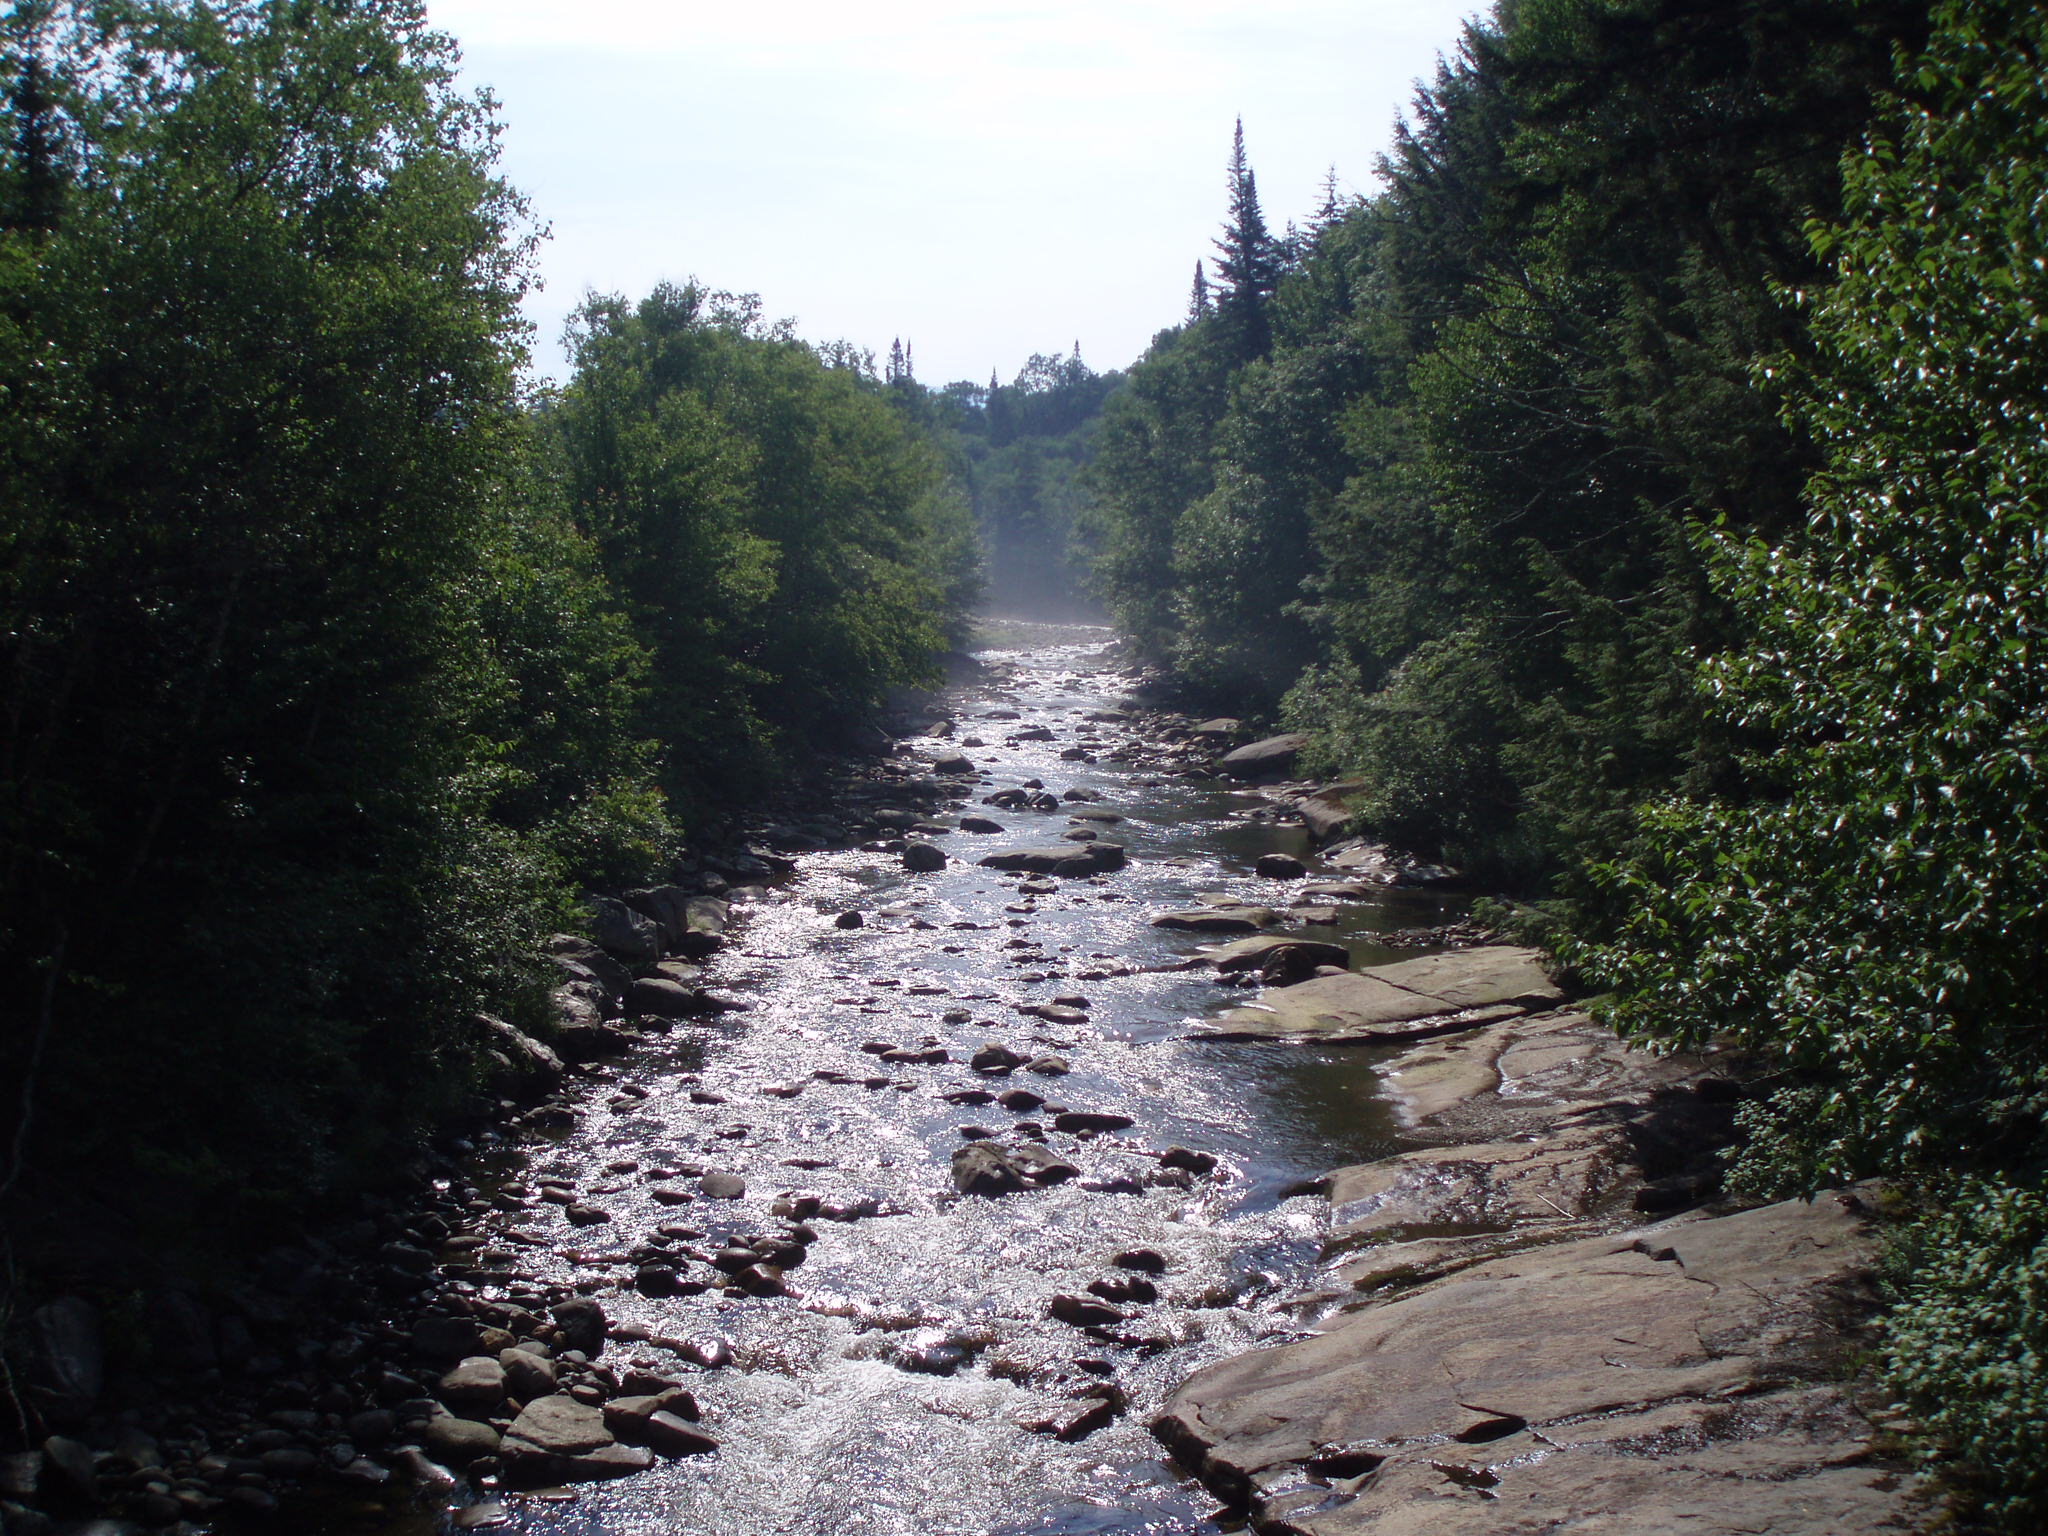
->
[[1212, 118, 1279, 363]]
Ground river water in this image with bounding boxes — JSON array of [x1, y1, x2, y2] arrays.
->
[[411, 624, 1458, 1536]]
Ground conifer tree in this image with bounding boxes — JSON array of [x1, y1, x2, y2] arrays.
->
[[1188, 260, 1211, 320], [1212, 118, 1278, 362]]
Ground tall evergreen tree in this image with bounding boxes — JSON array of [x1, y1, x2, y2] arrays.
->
[[1188, 260, 1210, 320], [1212, 118, 1279, 362]]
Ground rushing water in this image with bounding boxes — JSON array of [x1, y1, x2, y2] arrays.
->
[[384, 625, 1459, 1536]]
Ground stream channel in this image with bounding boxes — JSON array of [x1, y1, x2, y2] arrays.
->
[[398, 622, 1460, 1536]]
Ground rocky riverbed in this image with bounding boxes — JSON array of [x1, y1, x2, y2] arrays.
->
[[5, 622, 1924, 1536]]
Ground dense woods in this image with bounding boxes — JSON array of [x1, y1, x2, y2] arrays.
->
[[1086, 0, 2047, 1524], [0, 2, 973, 1241]]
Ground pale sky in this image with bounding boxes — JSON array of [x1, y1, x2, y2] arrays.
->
[[424, 0, 1487, 387]]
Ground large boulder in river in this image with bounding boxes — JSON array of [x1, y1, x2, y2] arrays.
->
[[903, 841, 948, 872], [979, 842, 1127, 876], [545, 934, 634, 1000], [1215, 732, 1310, 781], [621, 885, 693, 949], [673, 896, 730, 960]]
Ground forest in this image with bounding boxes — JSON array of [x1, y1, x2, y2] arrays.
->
[[1086, 0, 2046, 1524], [3, 0, 2045, 1529]]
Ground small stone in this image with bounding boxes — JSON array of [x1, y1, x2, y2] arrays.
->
[[564, 1204, 610, 1227], [1053, 1110, 1135, 1134], [1114, 1248, 1169, 1274], [453, 1504, 512, 1530], [699, 1172, 746, 1200], [997, 1088, 1044, 1112], [640, 1412, 718, 1458], [500, 1349, 558, 1402], [1049, 1295, 1129, 1328], [834, 910, 865, 929], [971, 1043, 1027, 1073], [1025, 1055, 1070, 1076], [1159, 1146, 1218, 1175], [425, 1412, 502, 1469]]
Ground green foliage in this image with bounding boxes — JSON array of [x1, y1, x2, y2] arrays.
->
[[1581, 0, 2048, 1192], [552, 282, 976, 813], [1883, 1178, 2048, 1534]]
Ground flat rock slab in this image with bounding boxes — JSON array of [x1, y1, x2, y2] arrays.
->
[[1196, 946, 1559, 1043], [1215, 732, 1309, 780], [1324, 1125, 1628, 1249], [1155, 1192, 1909, 1535], [1153, 906, 1281, 934]]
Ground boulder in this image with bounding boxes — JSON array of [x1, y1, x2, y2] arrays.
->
[[958, 816, 1004, 833], [423, 1411, 501, 1469], [931, 753, 976, 775], [620, 885, 693, 948], [545, 934, 635, 1000], [979, 843, 1126, 876], [24, 1298, 102, 1426], [549, 1298, 607, 1357], [629, 976, 711, 1019], [503, 1394, 612, 1456], [584, 895, 660, 964], [474, 1013, 564, 1099], [1297, 783, 1367, 843], [437, 1355, 506, 1413], [951, 1143, 1028, 1197], [902, 841, 948, 872], [1154, 1193, 1910, 1536], [1201, 935, 1348, 974], [1253, 851, 1307, 879], [1215, 732, 1309, 781], [499, 1348, 557, 1403], [1152, 906, 1279, 934]]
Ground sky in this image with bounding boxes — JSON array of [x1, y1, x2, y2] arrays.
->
[[423, 0, 1487, 388]]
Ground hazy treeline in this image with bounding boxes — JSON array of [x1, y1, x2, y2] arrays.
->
[[885, 345, 1118, 619], [0, 1, 975, 1235], [1087, 1, 2047, 1524]]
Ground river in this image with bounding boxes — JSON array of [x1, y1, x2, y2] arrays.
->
[[385, 622, 1460, 1536]]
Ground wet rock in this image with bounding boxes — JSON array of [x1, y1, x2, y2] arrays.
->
[[1054, 1110, 1135, 1134], [902, 842, 948, 872], [1254, 852, 1308, 879], [1204, 934, 1348, 975], [1114, 1248, 1168, 1274], [438, 1355, 507, 1412], [971, 1043, 1027, 1073], [945, 1088, 999, 1105], [564, 1203, 611, 1226], [424, 1412, 501, 1469], [1151, 905, 1279, 934], [979, 842, 1127, 876], [1089, 1274, 1158, 1304], [997, 1088, 1044, 1112], [453, 1504, 512, 1531], [1049, 1295, 1129, 1328], [1025, 1055, 1070, 1076], [24, 1299, 102, 1426], [1024, 1384, 1126, 1442], [625, 977, 701, 1017], [951, 1143, 1028, 1197], [1215, 732, 1309, 781], [958, 816, 1004, 833], [550, 1298, 608, 1357], [1008, 1144, 1081, 1185], [834, 910, 865, 929], [699, 1172, 746, 1200], [503, 1395, 612, 1457], [1159, 1146, 1218, 1175], [931, 753, 976, 775], [634, 1266, 687, 1298]]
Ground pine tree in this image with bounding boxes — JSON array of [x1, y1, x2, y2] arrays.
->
[[1212, 118, 1278, 361], [1188, 260, 1211, 321]]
